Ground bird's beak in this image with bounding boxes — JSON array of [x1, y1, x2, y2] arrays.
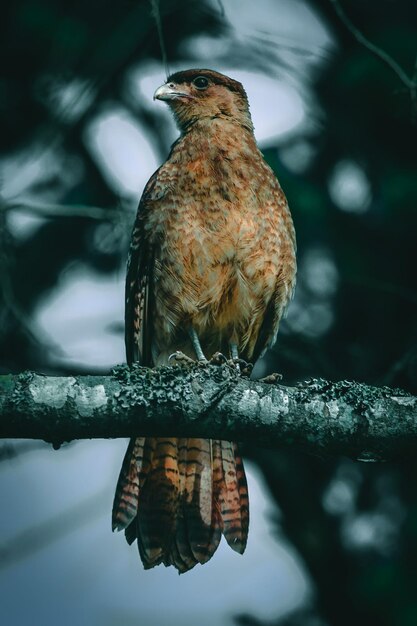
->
[[153, 83, 191, 101]]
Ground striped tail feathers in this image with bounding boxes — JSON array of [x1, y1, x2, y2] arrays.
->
[[167, 438, 199, 573], [233, 442, 250, 550], [112, 437, 149, 532], [112, 436, 249, 572], [214, 440, 249, 554], [166, 528, 195, 573], [138, 438, 180, 569], [124, 438, 157, 545], [181, 438, 222, 566], [166, 438, 225, 572], [203, 442, 224, 561]]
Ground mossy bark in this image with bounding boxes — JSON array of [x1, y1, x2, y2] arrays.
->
[[0, 364, 416, 460]]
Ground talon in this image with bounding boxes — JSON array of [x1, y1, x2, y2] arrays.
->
[[230, 358, 253, 377], [234, 357, 252, 369], [209, 352, 228, 365], [240, 363, 254, 378], [168, 351, 195, 366]]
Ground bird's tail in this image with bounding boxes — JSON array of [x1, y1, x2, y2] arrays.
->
[[112, 436, 249, 573]]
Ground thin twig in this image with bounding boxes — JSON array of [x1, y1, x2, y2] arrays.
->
[[1, 199, 131, 221], [150, 0, 170, 77], [0, 488, 108, 569], [0, 441, 50, 462], [329, 0, 416, 95], [0, 209, 43, 346], [217, 0, 226, 18]]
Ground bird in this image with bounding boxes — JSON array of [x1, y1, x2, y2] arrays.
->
[[112, 69, 297, 573]]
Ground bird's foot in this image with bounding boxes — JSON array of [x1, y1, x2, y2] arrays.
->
[[225, 358, 253, 377], [168, 350, 254, 378], [208, 353, 253, 377], [208, 352, 229, 366], [258, 372, 283, 384], [168, 351, 196, 367]]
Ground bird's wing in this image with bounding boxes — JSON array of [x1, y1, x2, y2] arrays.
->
[[125, 169, 162, 366], [251, 194, 297, 363]]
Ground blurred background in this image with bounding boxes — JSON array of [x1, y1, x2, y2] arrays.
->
[[1, 0, 417, 624]]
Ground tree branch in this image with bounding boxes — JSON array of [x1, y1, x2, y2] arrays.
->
[[329, 0, 417, 102], [1, 364, 416, 461], [0, 199, 130, 221]]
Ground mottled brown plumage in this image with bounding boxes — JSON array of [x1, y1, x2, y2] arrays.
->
[[112, 69, 297, 572]]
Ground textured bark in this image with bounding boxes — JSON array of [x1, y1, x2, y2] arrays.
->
[[0, 364, 416, 461]]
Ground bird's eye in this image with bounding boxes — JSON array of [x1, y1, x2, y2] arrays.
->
[[192, 76, 209, 90]]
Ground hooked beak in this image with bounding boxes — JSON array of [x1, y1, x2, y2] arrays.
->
[[153, 83, 192, 101]]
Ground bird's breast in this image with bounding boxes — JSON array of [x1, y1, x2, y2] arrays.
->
[[146, 135, 294, 349], [150, 195, 282, 330]]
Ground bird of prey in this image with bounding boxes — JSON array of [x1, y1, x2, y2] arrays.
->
[[112, 69, 297, 573]]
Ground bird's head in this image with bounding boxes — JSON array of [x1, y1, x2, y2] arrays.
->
[[154, 69, 253, 133]]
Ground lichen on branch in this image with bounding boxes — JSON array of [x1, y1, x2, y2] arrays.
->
[[0, 364, 416, 461]]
